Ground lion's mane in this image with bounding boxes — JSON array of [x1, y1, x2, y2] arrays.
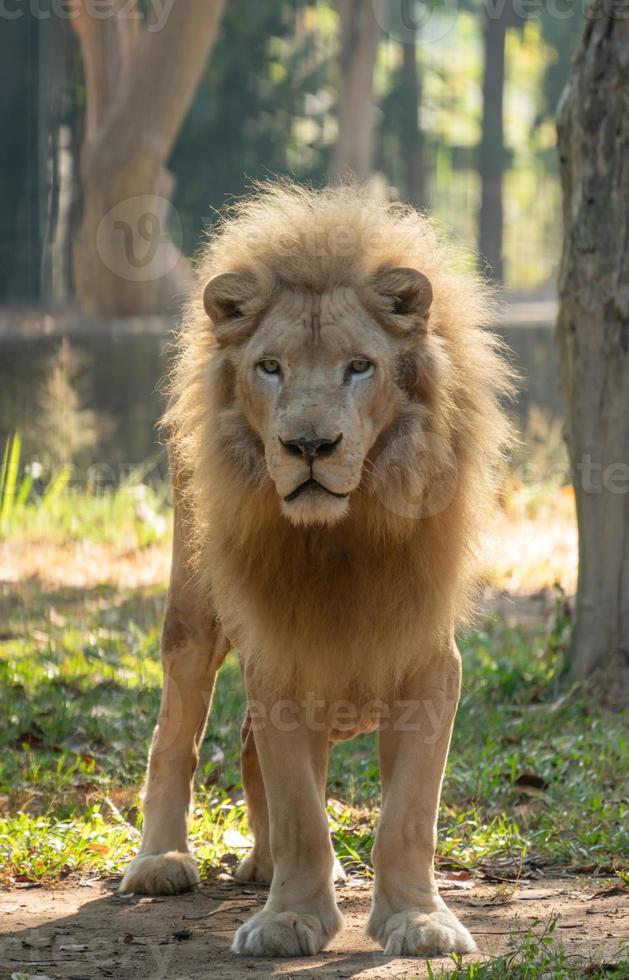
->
[[164, 182, 514, 700]]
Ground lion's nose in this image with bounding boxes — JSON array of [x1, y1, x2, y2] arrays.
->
[[281, 433, 343, 462]]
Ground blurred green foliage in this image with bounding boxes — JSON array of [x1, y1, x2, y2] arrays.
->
[[2, 3, 585, 292], [167, 0, 583, 288]]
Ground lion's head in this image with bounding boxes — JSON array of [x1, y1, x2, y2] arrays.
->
[[167, 182, 512, 602], [202, 265, 433, 526]]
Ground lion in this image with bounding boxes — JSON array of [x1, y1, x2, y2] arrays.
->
[[119, 182, 513, 958]]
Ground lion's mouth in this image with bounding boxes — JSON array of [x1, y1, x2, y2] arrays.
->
[[284, 478, 350, 503]]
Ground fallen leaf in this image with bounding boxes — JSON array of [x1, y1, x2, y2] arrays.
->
[[14, 728, 46, 750], [513, 772, 549, 791]]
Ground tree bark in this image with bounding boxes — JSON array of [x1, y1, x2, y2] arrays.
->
[[478, 0, 509, 284], [71, 0, 225, 315], [556, 0, 629, 692], [401, 38, 426, 210], [330, 0, 384, 182]]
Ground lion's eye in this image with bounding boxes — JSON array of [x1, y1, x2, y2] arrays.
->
[[349, 358, 373, 376], [257, 358, 281, 376]]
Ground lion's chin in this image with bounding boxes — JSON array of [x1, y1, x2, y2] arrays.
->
[[280, 488, 350, 527]]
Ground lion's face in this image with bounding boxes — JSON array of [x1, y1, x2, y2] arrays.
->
[[240, 287, 400, 525], [204, 267, 433, 526]]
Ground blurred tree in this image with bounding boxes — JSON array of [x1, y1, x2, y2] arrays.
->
[[170, 0, 332, 251], [401, 37, 426, 210], [537, 1, 584, 127], [0, 17, 41, 302], [478, 0, 520, 284], [71, 0, 225, 315], [556, 0, 629, 691], [379, 36, 427, 210], [330, 0, 385, 180]]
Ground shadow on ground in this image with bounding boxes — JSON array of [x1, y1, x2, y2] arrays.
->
[[1, 873, 627, 979]]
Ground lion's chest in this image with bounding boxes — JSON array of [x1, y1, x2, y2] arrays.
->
[[210, 529, 427, 702]]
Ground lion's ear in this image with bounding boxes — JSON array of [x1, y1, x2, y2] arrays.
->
[[203, 271, 260, 345], [368, 266, 433, 335]]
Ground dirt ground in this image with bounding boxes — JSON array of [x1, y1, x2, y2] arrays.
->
[[1, 873, 627, 979]]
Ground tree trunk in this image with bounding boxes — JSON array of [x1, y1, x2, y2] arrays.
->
[[556, 0, 629, 693], [71, 0, 225, 315], [401, 38, 426, 210], [330, 0, 384, 182], [478, 0, 508, 284]]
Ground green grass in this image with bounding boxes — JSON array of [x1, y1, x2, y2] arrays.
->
[[430, 918, 629, 979], [0, 440, 170, 547], [1, 568, 627, 886], [9, 479, 169, 547]]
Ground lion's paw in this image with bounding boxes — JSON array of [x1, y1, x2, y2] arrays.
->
[[119, 851, 200, 896], [234, 851, 274, 885], [232, 908, 340, 957], [368, 907, 476, 958], [234, 854, 346, 887]]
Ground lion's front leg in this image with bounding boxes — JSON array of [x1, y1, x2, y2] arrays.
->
[[366, 642, 476, 957], [234, 709, 273, 884], [119, 615, 227, 895], [232, 674, 342, 957], [235, 706, 347, 888], [120, 475, 229, 895]]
